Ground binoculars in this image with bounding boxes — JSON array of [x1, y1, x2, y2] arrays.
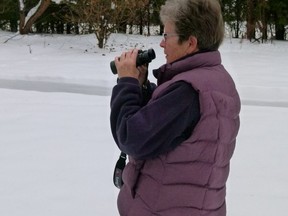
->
[[110, 49, 156, 74]]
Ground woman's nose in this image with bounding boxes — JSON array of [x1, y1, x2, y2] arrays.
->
[[160, 39, 165, 48]]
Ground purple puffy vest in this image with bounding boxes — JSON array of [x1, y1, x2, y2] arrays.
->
[[118, 51, 241, 216]]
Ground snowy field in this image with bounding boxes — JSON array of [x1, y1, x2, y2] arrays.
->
[[0, 31, 287, 216]]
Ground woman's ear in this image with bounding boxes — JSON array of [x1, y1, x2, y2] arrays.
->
[[187, 36, 199, 54]]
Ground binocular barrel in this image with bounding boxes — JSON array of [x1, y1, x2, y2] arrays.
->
[[110, 49, 156, 74]]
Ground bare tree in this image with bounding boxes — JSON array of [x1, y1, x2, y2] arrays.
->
[[125, 0, 150, 35], [65, 0, 141, 48], [19, 0, 52, 34]]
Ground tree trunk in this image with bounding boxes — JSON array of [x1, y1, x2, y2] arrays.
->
[[259, 0, 268, 42], [275, 23, 285, 40], [97, 34, 104, 49], [66, 23, 71, 34], [146, 0, 151, 36], [246, 0, 256, 40], [19, 0, 51, 34], [159, 24, 164, 35], [19, 9, 26, 33], [10, 19, 18, 32]]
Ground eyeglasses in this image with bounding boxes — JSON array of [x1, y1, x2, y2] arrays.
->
[[162, 33, 181, 41]]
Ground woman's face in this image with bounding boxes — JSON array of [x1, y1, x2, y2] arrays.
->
[[160, 22, 198, 64]]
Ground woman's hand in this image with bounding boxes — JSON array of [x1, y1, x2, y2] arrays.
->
[[114, 49, 140, 79], [137, 64, 148, 86]]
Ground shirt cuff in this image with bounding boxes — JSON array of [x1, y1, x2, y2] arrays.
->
[[117, 77, 139, 85]]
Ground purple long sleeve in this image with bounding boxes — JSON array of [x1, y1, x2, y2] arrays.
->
[[110, 77, 200, 160]]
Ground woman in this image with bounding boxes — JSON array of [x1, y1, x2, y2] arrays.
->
[[110, 0, 241, 215]]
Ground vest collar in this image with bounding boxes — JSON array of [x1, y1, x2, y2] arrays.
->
[[153, 50, 221, 86]]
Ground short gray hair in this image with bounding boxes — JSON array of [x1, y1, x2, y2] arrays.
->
[[160, 0, 224, 50]]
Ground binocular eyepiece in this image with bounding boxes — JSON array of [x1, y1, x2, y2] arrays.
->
[[110, 49, 156, 74]]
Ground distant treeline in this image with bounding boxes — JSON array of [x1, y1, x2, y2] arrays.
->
[[0, 0, 287, 47]]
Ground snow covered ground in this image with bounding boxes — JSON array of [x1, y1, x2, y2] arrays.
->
[[0, 31, 287, 216]]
